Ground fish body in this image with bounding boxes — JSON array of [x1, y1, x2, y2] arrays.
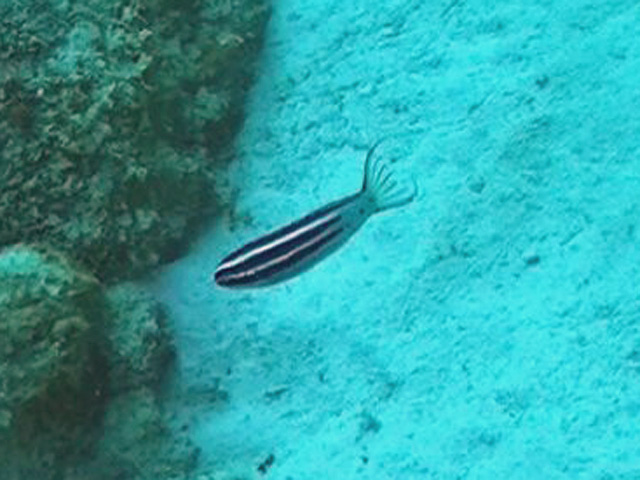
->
[[214, 141, 415, 289]]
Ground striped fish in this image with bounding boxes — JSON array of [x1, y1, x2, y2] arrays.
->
[[214, 141, 416, 288]]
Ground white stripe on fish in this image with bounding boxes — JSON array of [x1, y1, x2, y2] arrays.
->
[[214, 140, 416, 289], [218, 211, 341, 271]]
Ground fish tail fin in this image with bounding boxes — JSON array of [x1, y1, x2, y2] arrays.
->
[[362, 139, 417, 213]]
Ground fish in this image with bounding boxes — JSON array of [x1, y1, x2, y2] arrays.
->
[[214, 140, 416, 289]]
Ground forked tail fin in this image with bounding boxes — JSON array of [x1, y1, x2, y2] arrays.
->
[[362, 139, 417, 212]]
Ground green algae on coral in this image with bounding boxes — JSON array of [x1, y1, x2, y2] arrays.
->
[[0, 245, 198, 479], [106, 282, 175, 394], [0, 0, 270, 281], [0, 244, 108, 438], [88, 388, 200, 480]]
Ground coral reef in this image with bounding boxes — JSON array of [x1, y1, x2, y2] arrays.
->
[[77, 387, 199, 480], [0, 0, 271, 477], [83, 284, 199, 480], [0, 0, 270, 281], [0, 246, 198, 480], [106, 282, 175, 394], [80, 283, 199, 480], [0, 244, 107, 435], [0, 244, 108, 477]]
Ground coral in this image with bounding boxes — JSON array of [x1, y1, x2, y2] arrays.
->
[[105, 282, 175, 394], [70, 285, 197, 480], [0, 245, 197, 480], [0, 0, 271, 476], [76, 388, 200, 480], [0, 0, 270, 281], [0, 244, 108, 478], [0, 244, 107, 437]]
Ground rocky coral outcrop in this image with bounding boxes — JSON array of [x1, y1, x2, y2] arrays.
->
[[0, 244, 107, 436], [0, 244, 108, 477], [0, 0, 271, 477], [0, 245, 198, 480], [76, 387, 199, 480], [0, 0, 270, 281], [77, 283, 199, 480], [106, 282, 175, 394]]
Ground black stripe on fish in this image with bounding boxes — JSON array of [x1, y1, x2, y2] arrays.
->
[[217, 212, 342, 278], [217, 225, 344, 287], [219, 194, 356, 266], [214, 139, 417, 289]]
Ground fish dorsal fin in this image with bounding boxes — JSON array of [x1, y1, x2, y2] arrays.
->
[[362, 139, 417, 212]]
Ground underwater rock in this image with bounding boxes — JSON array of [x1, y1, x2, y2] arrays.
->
[[79, 387, 199, 480], [106, 282, 175, 394], [74, 287, 197, 480], [0, 244, 108, 479], [0, 244, 198, 480], [0, 244, 107, 438], [0, 0, 271, 281]]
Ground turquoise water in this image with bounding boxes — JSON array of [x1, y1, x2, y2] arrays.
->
[[3, 0, 640, 478], [150, 1, 640, 479]]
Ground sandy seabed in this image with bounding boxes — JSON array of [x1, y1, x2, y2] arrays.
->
[[150, 1, 640, 478]]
